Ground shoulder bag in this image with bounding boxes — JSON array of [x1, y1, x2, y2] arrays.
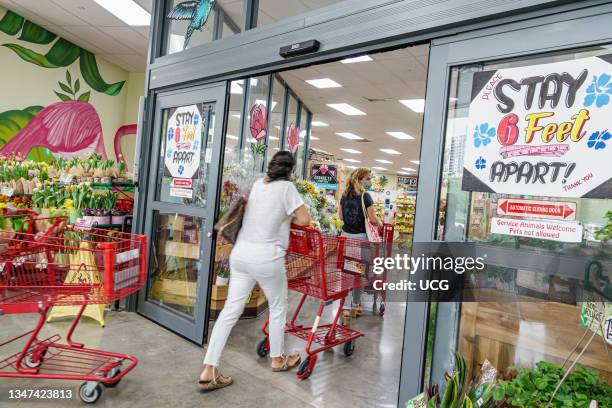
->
[[361, 193, 382, 242]]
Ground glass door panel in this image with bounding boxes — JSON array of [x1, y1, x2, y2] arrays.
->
[[138, 83, 226, 344]]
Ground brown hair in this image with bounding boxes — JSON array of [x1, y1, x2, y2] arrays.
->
[[266, 150, 295, 181], [343, 167, 371, 198]]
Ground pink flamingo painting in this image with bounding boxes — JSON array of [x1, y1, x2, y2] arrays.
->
[[0, 100, 137, 162]]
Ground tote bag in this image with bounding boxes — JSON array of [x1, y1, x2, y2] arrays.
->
[[361, 193, 382, 242], [214, 196, 247, 244]]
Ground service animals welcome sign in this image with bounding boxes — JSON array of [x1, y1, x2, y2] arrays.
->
[[463, 55, 612, 198]]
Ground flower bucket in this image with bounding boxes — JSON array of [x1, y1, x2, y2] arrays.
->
[[92, 216, 110, 225], [111, 215, 125, 225], [216, 276, 229, 286], [68, 209, 82, 224]]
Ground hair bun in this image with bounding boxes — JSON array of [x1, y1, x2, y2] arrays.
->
[[267, 150, 295, 181]]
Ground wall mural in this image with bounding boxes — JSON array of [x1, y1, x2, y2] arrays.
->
[[167, 0, 215, 50], [0, 10, 136, 162]]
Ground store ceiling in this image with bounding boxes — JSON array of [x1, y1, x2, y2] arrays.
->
[[279, 44, 428, 176], [0, 0, 152, 72], [0, 0, 344, 73]]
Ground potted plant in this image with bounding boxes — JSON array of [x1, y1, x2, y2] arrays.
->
[[216, 260, 230, 286]]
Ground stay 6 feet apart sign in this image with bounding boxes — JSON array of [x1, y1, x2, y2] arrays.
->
[[462, 55, 612, 198]]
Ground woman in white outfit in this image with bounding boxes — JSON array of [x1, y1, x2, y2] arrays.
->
[[198, 151, 311, 391]]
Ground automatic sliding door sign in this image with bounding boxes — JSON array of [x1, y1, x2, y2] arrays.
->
[[280, 40, 320, 58]]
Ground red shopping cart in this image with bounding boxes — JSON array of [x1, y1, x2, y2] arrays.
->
[[363, 223, 395, 316], [256, 226, 377, 379], [0, 210, 146, 404]]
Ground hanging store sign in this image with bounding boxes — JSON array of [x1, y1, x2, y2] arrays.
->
[[490, 217, 583, 242], [163, 104, 203, 198], [463, 55, 612, 198], [310, 164, 338, 190], [496, 198, 576, 221], [398, 176, 418, 191]]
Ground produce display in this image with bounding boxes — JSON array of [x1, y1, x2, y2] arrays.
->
[[0, 154, 133, 226], [218, 162, 342, 234], [393, 194, 415, 243]]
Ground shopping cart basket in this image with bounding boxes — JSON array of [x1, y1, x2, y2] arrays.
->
[[256, 226, 377, 379], [362, 223, 395, 316], [0, 211, 146, 404]]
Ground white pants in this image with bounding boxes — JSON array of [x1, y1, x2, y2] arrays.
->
[[203, 255, 288, 366]]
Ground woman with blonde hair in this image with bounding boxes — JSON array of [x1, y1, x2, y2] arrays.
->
[[338, 167, 383, 324]]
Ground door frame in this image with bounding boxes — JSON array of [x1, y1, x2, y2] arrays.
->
[[137, 82, 228, 344], [413, 3, 612, 397]]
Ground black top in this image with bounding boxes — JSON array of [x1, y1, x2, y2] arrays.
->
[[340, 192, 373, 234]]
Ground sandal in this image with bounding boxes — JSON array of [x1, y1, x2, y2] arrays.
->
[[271, 354, 301, 372], [198, 368, 233, 392]]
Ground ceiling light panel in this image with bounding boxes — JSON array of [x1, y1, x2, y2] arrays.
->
[[341, 55, 373, 64], [380, 148, 401, 155], [399, 99, 425, 113], [376, 159, 393, 164], [306, 78, 342, 88], [94, 0, 151, 25], [327, 103, 366, 116], [311, 121, 329, 127], [335, 132, 363, 140], [341, 148, 362, 154], [386, 131, 414, 140]]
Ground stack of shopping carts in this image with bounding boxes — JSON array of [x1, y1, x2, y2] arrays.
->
[[0, 209, 147, 403]]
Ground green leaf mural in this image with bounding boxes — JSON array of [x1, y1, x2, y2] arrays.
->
[[18, 20, 56, 44], [2, 43, 58, 67], [79, 50, 124, 95], [0, 10, 23, 35], [46, 38, 80, 66], [0, 106, 54, 162], [0, 10, 125, 96]]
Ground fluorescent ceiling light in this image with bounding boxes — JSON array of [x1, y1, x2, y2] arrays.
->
[[410, 160, 420, 165], [94, 0, 150, 25], [380, 148, 401, 155], [335, 132, 363, 140], [274, 125, 281, 130], [399, 99, 425, 113], [250, 78, 259, 86], [386, 131, 414, 140], [327, 103, 366, 116], [231, 114, 240, 118], [376, 159, 393, 164], [273, 147, 280, 151], [311, 121, 328, 127], [226, 134, 238, 140], [300, 130, 307, 138], [306, 78, 342, 88], [230, 82, 243, 94], [402, 167, 416, 172], [397, 171, 412, 175], [345, 165, 358, 169], [341, 148, 361, 154], [268, 136, 279, 140], [341, 55, 373, 64], [343, 158, 361, 163], [310, 136, 320, 140], [372, 166, 387, 171]]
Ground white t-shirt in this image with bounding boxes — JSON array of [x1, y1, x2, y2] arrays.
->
[[231, 178, 304, 262]]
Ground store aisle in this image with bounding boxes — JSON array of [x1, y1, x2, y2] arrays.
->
[[0, 297, 405, 408]]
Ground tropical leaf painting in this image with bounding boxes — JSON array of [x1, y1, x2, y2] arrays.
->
[[0, 10, 125, 96], [0, 106, 54, 162]]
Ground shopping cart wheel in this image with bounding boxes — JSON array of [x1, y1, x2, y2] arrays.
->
[[297, 355, 317, 380], [102, 367, 122, 388], [79, 382, 102, 404], [379, 303, 385, 316], [23, 354, 43, 368], [343, 340, 356, 357], [256, 339, 269, 358]]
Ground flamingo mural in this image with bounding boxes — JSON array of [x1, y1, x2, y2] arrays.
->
[[0, 100, 136, 161], [0, 9, 138, 163]]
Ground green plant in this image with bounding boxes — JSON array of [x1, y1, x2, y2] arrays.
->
[[595, 211, 612, 242], [55, 70, 90, 102], [493, 361, 612, 407]]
